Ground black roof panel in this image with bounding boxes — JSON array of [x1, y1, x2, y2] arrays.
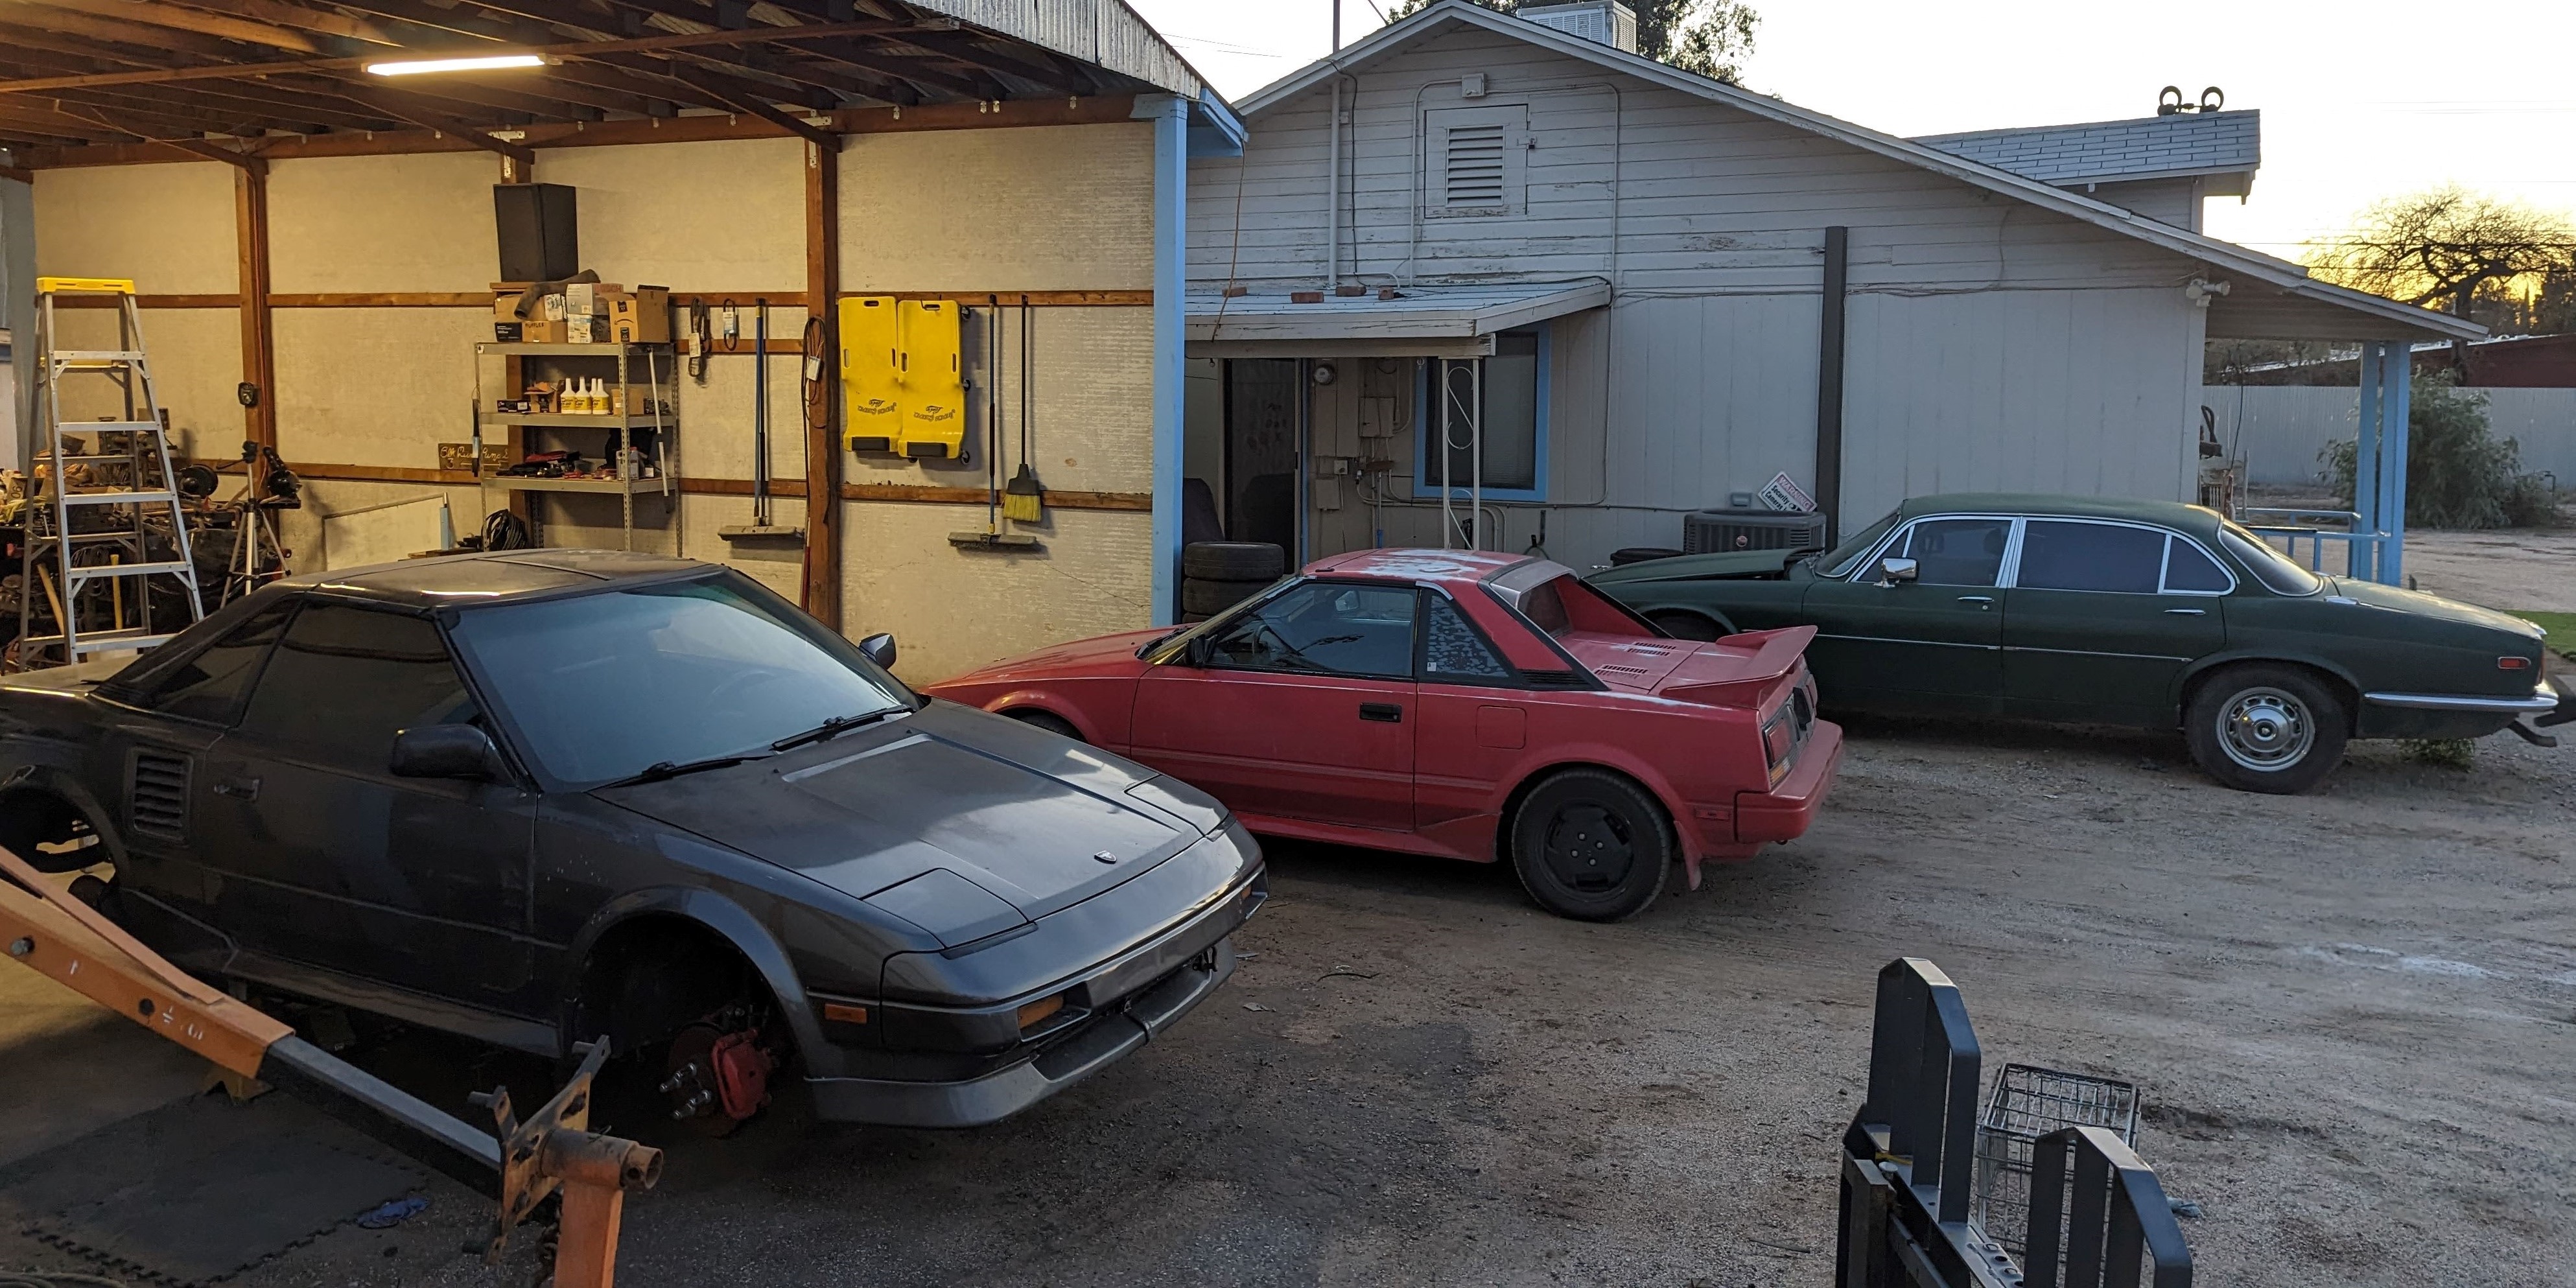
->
[[277, 549, 710, 608]]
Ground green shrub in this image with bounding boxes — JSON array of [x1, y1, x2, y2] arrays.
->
[[2404, 738, 2476, 770], [2321, 373, 2559, 528]]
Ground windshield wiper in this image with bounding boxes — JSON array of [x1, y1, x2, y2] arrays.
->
[[769, 705, 905, 753], [597, 753, 767, 790]]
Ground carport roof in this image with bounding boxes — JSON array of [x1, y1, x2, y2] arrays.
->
[[0, 0, 1220, 167], [1243, 1, 2482, 345], [1187, 280, 1610, 357]]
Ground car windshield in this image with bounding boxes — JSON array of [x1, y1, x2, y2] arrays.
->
[[2218, 522, 2325, 596], [449, 573, 910, 786], [1817, 511, 1899, 578]]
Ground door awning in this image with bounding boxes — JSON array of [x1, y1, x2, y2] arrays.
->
[[1186, 281, 1611, 358]]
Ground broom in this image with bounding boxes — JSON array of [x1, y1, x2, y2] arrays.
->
[[1000, 299, 1045, 524]]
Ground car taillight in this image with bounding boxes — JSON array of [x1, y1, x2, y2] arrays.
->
[[1761, 710, 1795, 784], [2500, 656, 2531, 672]]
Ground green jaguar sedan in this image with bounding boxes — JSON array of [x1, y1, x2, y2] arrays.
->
[[1589, 494, 2567, 793]]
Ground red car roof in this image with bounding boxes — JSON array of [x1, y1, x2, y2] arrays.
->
[[1302, 548, 1536, 585]]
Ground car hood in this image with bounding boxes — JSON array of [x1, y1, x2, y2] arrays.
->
[[1587, 549, 1803, 585], [935, 626, 1169, 686], [2323, 578, 2546, 640], [596, 703, 1196, 929]]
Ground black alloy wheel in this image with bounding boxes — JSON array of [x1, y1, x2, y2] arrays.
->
[[1507, 769, 1674, 921]]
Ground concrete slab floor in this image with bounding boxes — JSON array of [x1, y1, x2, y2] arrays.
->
[[3, 721, 2570, 1286]]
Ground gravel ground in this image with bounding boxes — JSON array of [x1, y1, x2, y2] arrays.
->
[[8, 715, 2568, 1288]]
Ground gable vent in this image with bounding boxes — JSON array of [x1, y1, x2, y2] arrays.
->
[[1444, 123, 1507, 206], [130, 751, 189, 843]]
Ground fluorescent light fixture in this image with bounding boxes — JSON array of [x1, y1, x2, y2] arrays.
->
[[365, 53, 551, 76]]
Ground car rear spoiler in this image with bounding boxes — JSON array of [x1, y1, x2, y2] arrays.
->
[[1657, 625, 1818, 708]]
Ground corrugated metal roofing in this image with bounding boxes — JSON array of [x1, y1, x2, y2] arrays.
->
[[914, 0, 1206, 99], [1913, 111, 2261, 185]]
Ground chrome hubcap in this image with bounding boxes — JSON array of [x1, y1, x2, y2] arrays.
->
[[2220, 687, 2313, 771]]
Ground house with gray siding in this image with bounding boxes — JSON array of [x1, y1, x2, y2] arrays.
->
[[1180, 0, 2480, 572]]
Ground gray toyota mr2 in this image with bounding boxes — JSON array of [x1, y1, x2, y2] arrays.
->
[[0, 551, 1263, 1129]]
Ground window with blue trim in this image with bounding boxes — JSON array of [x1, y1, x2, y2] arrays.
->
[[1413, 324, 1547, 501]]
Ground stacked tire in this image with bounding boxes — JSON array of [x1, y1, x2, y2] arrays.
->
[[1181, 541, 1285, 620]]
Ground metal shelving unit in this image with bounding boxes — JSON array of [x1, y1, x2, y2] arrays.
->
[[473, 340, 677, 551]]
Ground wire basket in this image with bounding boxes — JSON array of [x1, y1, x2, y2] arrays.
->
[[1972, 1063, 2140, 1258]]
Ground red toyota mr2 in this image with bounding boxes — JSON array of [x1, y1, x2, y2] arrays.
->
[[924, 550, 1842, 921]]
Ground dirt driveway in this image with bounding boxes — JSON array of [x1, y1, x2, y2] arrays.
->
[[4, 720, 2570, 1287]]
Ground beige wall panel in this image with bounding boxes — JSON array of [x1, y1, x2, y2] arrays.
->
[[274, 308, 488, 469], [33, 163, 237, 294], [286, 478, 480, 574], [538, 139, 804, 292], [840, 503, 1151, 683], [844, 303, 1152, 499], [837, 123, 1153, 291], [43, 309, 242, 458], [270, 152, 497, 293]]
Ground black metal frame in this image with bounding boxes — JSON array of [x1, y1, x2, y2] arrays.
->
[[1836, 958, 2193, 1288]]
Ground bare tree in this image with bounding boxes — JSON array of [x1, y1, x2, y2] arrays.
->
[[2305, 186, 2576, 324], [1389, 0, 1759, 83]]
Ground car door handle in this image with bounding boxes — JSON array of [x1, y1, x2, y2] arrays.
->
[[213, 776, 261, 801], [2163, 607, 2207, 616], [1359, 702, 1404, 723], [1956, 595, 1993, 608]]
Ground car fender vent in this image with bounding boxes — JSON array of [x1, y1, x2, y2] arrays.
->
[[130, 751, 189, 843]]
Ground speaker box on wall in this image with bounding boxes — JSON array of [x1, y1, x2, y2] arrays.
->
[[494, 183, 578, 283]]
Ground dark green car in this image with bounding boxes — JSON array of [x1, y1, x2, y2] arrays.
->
[[1589, 494, 2567, 792]]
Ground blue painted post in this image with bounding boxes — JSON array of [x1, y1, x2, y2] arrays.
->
[[1136, 94, 1189, 626], [2352, 343, 2383, 581], [2380, 344, 2411, 585]]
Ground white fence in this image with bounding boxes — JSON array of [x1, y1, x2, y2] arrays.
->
[[2203, 385, 2576, 489]]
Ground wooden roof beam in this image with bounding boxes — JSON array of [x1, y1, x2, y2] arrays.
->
[[25, 0, 325, 53], [162, 0, 403, 45], [322, 73, 603, 123], [323, 83, 535, 163], [0, 9, 266, 62], [0, 18, 906, 94], [657, 62, 834, 148]]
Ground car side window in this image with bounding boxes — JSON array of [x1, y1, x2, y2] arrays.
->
[[130, 599, 296, 724], [2161, 537, 2233, 594], [1896, 518, 2011, 587], [2015, 520, 2164, 594], [234, 602, 478, 771], [1204, 582, 1418, 679], [1422, 595, 1511, 683]]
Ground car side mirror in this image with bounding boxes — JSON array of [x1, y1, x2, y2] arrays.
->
[[390, 724, 506, 781], [858, 633, 897, 670], [1877, 556, 1919, 587]]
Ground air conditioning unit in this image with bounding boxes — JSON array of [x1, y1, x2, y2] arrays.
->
[[1683, 508, 1829, 555]]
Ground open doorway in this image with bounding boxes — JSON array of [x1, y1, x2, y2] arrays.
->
[[1223, 358, 1300, 554]]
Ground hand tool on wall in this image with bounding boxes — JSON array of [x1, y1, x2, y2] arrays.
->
[[1001, 298, 1045, 524], [720, 298, 800, 542]]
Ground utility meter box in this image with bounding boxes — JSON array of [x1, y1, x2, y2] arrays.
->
[[897, 300, 966, 460], [839, 296, 902, 452]]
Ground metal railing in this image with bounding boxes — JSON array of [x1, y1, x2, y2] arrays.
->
[[2239, 507, 2383, 579], [1836, 958, 2194, 1288]]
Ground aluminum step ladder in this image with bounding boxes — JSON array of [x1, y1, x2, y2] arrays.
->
[[14, 277, 207, 668]]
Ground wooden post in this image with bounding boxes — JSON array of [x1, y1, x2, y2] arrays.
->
[[801, 136, 843, 629], [235, 166, 275, 454]]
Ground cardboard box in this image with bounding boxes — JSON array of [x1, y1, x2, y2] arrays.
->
[[510, 318, 566, 344], [566, 316, 603, 344], [605, 287, 671, 344]]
